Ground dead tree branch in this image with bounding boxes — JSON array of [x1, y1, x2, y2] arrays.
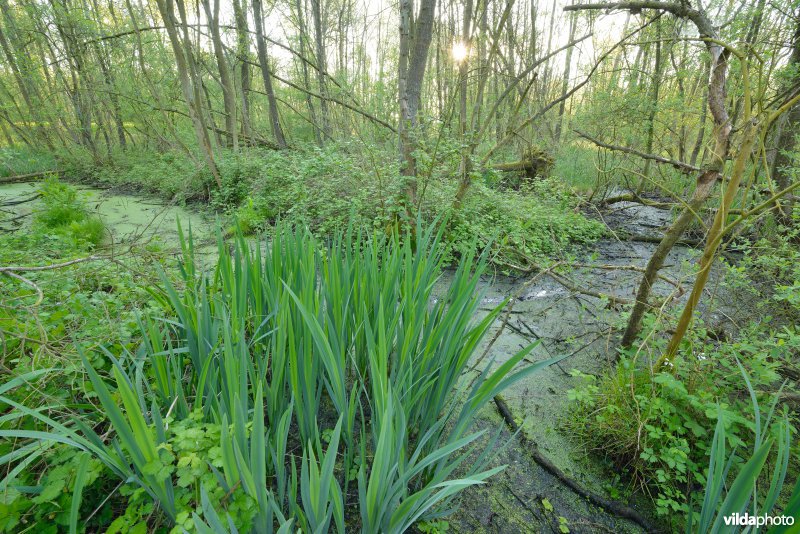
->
[[575, 129, 701, 173]]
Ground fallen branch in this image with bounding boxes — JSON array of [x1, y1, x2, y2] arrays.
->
[[2, 271, 44, 307], [1, 212, 31, 225], [575, 129, 700, 174], [492, 256, 632, 305], [494, 395, 662, 533], [622, 233, 704, 247], [0, 255, 105, 273], [1, 193, 41, 206], [0, 170, 62, 184], [548, 271, 632, 305], [570, 263, 683, 290], [601, 193, 676, 209]]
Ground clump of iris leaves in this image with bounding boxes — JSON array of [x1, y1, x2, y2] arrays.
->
[[1, 221, 561, 532]]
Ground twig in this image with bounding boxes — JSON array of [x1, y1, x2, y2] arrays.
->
[[2, 271, 44, 306], [548, 271, 632, 305], [0, 255, 105, 273], [467, 263, 563, 381], [0, 193, 41, 206]]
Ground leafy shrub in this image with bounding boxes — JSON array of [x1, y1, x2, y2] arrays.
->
[[49, 143, 605, 267], [442, 178, 606, 267], [686, 366, 796, 533], [0, 147, 57, 177]]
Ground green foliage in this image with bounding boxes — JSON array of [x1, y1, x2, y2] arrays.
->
[[59, 148, 208, 201], [34, 178, 105, 246], [686, 365, 795, 533], [0, 147, 57, 177], [566, 335, 793, 522], [0, 446, 111, 533], [1, 221, 562, 532], [444, 178, 606, 267], [40, 144, 605, 268]]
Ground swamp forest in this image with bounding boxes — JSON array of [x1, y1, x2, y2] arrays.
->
[[0, 0, 799, 531]]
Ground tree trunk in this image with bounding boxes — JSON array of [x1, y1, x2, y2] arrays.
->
[[294, 0, 322, 144], [311, 0, 331, 140], [638, 19, 662, 191], [253, 0, 288, 148], [155, 0, 221, 186], [398, 0, 437, 210], [770, 12, 800, 225], [554, 0, 576, 142], [233, 0, 253, 143], [560, 3, 734, 350], [201, 0, 238, 150]]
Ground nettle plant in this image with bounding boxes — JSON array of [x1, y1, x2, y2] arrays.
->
[[1, 221, 560, 533]]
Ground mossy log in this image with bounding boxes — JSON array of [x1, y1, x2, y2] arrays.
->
[[492, 146, 554, 179], [0, 170, 62, 184]]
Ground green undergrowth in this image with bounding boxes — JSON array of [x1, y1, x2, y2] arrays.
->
[[0, 147, 57, 178], [34, 178, 105, 246], [566, 330, 797, 523], [47, 144, 604, 268], [0, 181, 172, 530]]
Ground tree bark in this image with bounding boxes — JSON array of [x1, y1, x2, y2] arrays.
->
[[311, 0, 331, 140], [398, 0, 437, 210], [201, 0, 238, 149], [232, 0, 253, 143], [155, 0, 221, 186], [563, 3, 732, 350], [253, 0, 288, 148], [294, 0, 322, 144], [770, 12, 800, 225]]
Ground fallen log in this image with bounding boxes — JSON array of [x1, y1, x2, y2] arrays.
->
[[493, 394, 662, 533], [492, 146, 554, 179], [0, 170, 62, 184], [622, 233, 704, 247], [602, 193, 676, 209], [1, 193, 41, 206]]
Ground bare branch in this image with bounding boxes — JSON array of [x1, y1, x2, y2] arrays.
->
[[574, 129, 701, 173]]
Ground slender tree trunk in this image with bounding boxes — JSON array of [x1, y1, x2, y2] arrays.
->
[[294, 0, 322, 144], [311, 0, 331, 139], [561, 3, 734, 350], [155, 0, 221, 186], [253, 0, 288, 148], [202, 0, 238, 150], [770, 13, 800, 225], [689, 58, 710, 168], [554, 0, 576, 142], [457, 0, 474, 190], [638, 19, 662, 191], [232, 0, 253, 143], [398, 0, 437, 210]]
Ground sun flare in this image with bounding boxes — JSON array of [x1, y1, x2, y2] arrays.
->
[[452, 41, 469, 62]]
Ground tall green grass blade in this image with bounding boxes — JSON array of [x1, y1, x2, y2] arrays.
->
[[69, 453, 91, 534]]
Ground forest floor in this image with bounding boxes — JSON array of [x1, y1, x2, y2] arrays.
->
[[0, 180, 757, 533]]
